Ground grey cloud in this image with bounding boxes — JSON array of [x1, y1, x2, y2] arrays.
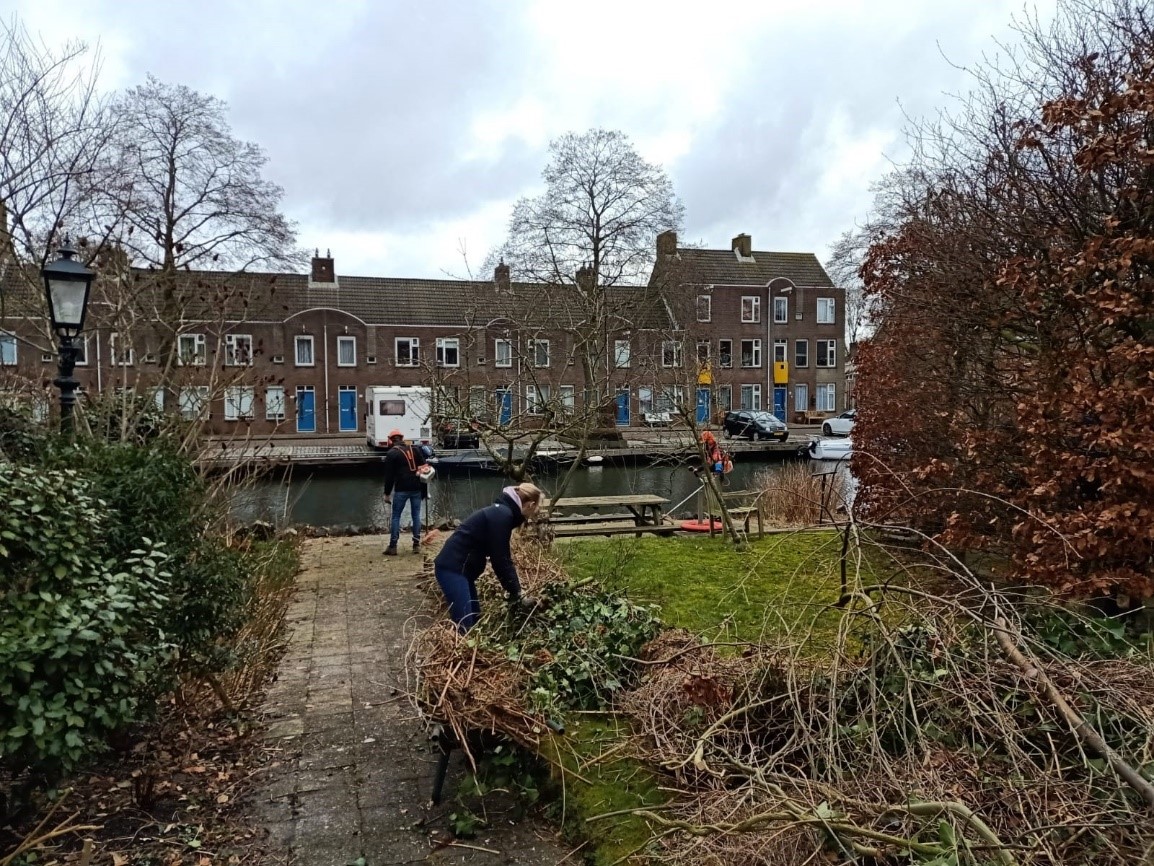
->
[[89, 0, 547, 233]]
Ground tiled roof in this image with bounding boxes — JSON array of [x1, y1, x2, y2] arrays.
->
[[667, 248, 835, 288], [1, 264, 672, 329]]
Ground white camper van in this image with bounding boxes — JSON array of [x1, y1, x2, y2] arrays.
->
[[365, 386, 433, 449]]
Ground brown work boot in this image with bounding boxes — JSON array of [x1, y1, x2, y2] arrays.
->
[[412, 539, 421, 553], [384, 546, 398, 556]]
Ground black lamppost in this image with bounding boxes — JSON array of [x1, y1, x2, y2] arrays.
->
[[41, 238, 95, 434]]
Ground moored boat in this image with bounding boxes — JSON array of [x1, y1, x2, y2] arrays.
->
[[806, 436, 853, 462]]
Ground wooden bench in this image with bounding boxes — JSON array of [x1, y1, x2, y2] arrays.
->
[[703, 488, 764, 540], [551, 520, 678, 539], [548, 512, 638, 525]]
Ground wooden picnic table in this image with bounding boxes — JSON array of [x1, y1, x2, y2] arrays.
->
[[544, 493, 669, 528]]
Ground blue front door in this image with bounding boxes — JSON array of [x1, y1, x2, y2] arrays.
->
[[496, 388, 512, 426], [613, 390, 632, 427], [696, 388, 711, 424], [615, 389, 630, 425], [338, 388, 357, 431], [773, 387, 787, 421], [297, 388, 316, 433]]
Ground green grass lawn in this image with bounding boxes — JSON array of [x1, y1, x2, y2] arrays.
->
[[536, 530, 888, 864], [558, 530, 873, 650]]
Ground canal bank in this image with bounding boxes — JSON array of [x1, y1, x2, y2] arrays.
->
[[230, 455, 808, 529], [203, 428, 819, 472]]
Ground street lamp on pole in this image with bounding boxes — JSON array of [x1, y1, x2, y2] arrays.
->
[[41, 238, 95, 434]]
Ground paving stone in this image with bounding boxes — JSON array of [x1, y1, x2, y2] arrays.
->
[[252, 535, 568, 865]]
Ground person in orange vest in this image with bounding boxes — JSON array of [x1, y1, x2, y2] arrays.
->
[[699, 430, 733, 478]]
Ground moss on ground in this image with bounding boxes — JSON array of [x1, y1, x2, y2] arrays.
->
[[541, 715, 665, 866], [558, 531, 872, 650]]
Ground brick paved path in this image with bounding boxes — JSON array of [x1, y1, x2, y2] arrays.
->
[[256, 535, 570, 865]]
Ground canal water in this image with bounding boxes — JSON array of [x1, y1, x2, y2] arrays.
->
[[230, 457, 803, 529]]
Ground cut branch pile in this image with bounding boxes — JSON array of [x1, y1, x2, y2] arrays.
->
[[614, 586, 1154, 865], [407, 623, 545, 757], [405, 536, 573, 760]]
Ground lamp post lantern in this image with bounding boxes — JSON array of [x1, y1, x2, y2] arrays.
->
[[41, 238, 95, 434]]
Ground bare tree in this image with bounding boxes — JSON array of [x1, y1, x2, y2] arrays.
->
[[491, 129, 683, 405], [96, 76, 302, 373], [0, 18, 116, 322], [824, 227, 875, 348]]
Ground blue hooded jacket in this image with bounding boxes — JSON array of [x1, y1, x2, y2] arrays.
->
[[433, 491, 524, 596]]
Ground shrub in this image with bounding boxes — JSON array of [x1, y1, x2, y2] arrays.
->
[[0, 464, 171, 777], [754, 462, 849, 525]]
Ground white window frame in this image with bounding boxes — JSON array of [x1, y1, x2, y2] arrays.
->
[[696, 340, 711, 366], [73, 335, 88, 366], [469, 386, 487, 417], [661, 340, 682, 368], [179, 386, 209, 421], [659, 385, 684, 413], [530, 339, 550, 368], [395, 337, 420, 367], [638, 386, 654, 415], [795, 339, 809, 368], [718, 339, 733, 369], [224, 385, 255, 420], [741, 296, 760, 323], [614, 339, 631, 369], [294, 335, 315, 367], [110, 332, 134, 367], [435, 337, 460, 367], [696, 294, 711, 322], [773, 295, 788, 323], [559, 384, 575, 414], [336, 335, 356, 367], [494, 339, 513, 368], [794, 383, 809, 413], [740, 339, 761, 368], [715, 386, 732, 413], [817, 339, 837, 368], [266, 385, 286, 420], [740, 383, 762, 411], [0, 331, 15, 366], [817, 383, 836, 411], [225, 334, 253, 367], [774, 339, 787, 364], [525, 384, 550, 415], [817, 297, 836, 324], [178, 333, 207, 366]]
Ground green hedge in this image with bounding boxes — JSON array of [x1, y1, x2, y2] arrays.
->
[[0, 463, 171, 775]]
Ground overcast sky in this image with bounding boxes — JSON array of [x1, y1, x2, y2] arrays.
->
[[8, 0, 1055, 280]]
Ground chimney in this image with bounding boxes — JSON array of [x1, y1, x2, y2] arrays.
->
[[494, 260, 510, 293], [0, 197, 13, 263], [656, 230, 678, 257], [732, 234, 752, 258], [311, 248, 335, 284], [576, 263, 595, 293]]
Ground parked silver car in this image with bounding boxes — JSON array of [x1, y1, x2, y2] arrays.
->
[[822, 408, 856, 437]]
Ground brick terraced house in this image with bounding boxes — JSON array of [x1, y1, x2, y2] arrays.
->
[[0, 237, 844, 436], [651, 231, 846, 425]]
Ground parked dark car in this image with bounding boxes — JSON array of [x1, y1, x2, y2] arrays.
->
[[435, 418, 481, 449], [721, 410, 790, 442]]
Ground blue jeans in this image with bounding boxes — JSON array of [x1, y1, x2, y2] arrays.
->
[[389, 490, 422, 547], [434, 565, 480, 632]]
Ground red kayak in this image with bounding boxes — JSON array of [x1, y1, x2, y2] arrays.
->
[[679, 518, 724, 533]]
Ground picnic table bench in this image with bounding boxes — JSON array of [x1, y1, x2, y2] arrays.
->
[[697, 486, 765, 540], [543, 494, 673, 539]]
